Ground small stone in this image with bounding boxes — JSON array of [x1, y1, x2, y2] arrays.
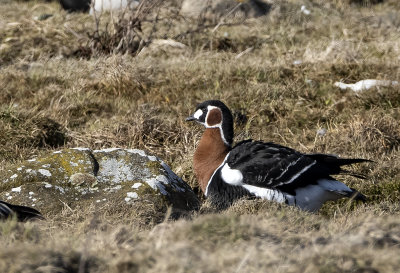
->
[[301, 5, 311, 15], [11, 186, 22, 193], [70, 173, 97, 186], [38, 169, 51, 177], [132, 183, 143, 189], [55, 186, 65, 194], [305, 79, 313, 85], [293, 60, 302, 65], [127, 192, 138, 199], [317, 128, 327, 136]]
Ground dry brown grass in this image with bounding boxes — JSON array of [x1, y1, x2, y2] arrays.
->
[[0, 0, 400, 272], [1, 201, 400, 272]]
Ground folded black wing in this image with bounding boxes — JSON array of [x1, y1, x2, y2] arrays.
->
[[226, 141, 369, 194]]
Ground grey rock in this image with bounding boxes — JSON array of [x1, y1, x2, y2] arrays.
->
[[0, 148, 199, 217], [180, 0, 271, 21]]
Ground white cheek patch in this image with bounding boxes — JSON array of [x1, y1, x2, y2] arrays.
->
[[193, 109, 203, 119]]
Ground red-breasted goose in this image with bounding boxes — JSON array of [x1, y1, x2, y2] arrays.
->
[[186, 100, 369, 211]]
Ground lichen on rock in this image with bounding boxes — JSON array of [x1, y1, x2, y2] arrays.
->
[[0, 148, 199, 220]]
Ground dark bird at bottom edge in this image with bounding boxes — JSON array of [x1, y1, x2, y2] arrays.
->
[[0, 200, 44, 222], [186, 100, 371, 212]]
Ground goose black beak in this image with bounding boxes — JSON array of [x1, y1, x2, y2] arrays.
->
[[186, 115, 196, 121]]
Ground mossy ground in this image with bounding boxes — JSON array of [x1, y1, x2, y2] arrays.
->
[[0, 0, 399, 272]]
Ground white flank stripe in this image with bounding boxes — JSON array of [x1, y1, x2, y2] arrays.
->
[[243, 185, 286, 203], [205, 153, 230, 196], [278, 161, 316, 186], [220, 164, 243, 186], [275, 157, 302, 180]]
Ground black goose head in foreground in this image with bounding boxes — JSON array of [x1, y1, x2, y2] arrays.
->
[[0, 200, 44, 222]]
